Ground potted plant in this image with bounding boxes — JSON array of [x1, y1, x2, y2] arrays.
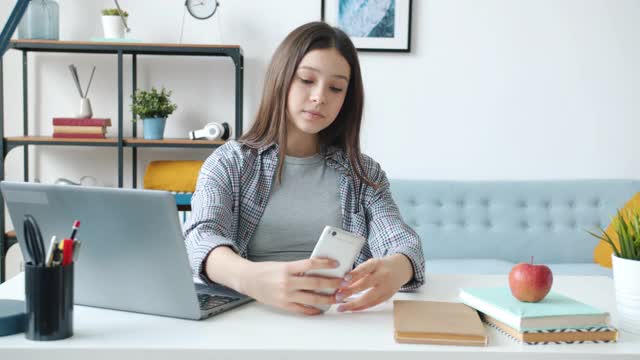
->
[[131, 87, 178, 140], [589, 209, 640, 334], [101, 8, 128, 39]]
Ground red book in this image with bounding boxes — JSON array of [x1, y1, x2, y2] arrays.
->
[[52, 118, 112, 127], [53, 133, 107, 139]]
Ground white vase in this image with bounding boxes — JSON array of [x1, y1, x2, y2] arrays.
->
[[75, 98, 93, 119], [612, 254, 640, 334], [101, 15, 124, 39]]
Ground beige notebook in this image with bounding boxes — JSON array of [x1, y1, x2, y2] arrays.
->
[[393, 300, 488, 346]]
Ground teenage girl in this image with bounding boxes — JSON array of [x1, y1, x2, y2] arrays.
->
[[185, 21, 425, 315]]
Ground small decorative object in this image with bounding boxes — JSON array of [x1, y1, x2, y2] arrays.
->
[[188, 122, 230, 141], [180, 0, 221, 43], [508, 256, 553, 303], [321, 0, 412, 52], [17, 0, 59, 40], [131, 87, 178, 140], [68, 64, 96, 119], [101, 4, 129, 39], [185, 0, 220, 20], [588, 209, 640, 334]]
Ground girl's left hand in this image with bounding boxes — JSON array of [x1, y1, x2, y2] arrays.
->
[[334, 254, 413, 312]]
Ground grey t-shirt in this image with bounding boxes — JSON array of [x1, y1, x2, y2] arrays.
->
[[247, 153, 342, 262]]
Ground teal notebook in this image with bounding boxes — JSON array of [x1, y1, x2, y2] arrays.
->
[[459, 287, 609, 332]]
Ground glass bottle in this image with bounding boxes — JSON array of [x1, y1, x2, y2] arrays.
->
[[18, 0, 59, 40]]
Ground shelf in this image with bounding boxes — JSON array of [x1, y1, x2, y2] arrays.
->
[[5, 136, 118, 146], [1, 39, 244, 283], [4, 136, 226, 149], [124, 138, 225, 148], [9, 40, 243, 57]]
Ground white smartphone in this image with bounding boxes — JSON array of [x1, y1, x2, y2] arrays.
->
[[305, 225, 366, 312]]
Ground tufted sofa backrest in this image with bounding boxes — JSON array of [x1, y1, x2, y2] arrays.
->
[[389, 180, 640, 264]]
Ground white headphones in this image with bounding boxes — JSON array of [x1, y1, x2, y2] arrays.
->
[[188, 122, 230, 141]]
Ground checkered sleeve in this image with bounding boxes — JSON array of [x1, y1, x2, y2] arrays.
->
[[184, 144, 240, 283], [362, 157, 426, 291]]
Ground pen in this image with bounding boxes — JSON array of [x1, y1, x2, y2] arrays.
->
[[69, 220, 80, 240], [45, 236, 58, 267], [51, 247, 62, 267]]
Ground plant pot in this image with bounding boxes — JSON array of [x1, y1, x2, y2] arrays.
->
[[612, 254, 640, 334], [101, 15, 125, 39], [142, 117, 166, 140]]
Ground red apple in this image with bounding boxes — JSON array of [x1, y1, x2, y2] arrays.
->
[[508, 257, 553, 302]]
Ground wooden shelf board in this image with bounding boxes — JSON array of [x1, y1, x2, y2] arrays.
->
[[5, 136, 117, 144], [124, 138, 225, 146], [11, 39, 240, 49], [4, 136, 227, 147]]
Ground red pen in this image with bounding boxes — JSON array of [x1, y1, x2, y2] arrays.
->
[[69, 220, 80, 240]]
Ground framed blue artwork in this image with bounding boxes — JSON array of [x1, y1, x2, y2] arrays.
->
[[321, 0, 412, 52]]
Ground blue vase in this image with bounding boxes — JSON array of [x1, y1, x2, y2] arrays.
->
[[143, 117, 166, 140], [18, 0, 59, 40]]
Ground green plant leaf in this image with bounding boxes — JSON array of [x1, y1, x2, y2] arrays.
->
[[102, 8, 128, 17], [130, 87, 177, 120], [587, 227, 620, 257], [631, 210, 640, 260], [602, 208, 640, 260], [617, 210, 632, 258]]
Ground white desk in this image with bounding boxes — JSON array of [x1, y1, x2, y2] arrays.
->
[[0, 273, 638, 360]]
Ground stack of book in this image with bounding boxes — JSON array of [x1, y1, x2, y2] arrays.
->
[[52, 118, 112, 139], [459, 287, 617, 345]]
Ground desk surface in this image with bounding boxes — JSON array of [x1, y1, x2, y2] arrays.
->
[[0, 273, 638, 360]]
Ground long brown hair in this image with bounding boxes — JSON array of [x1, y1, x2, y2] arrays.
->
[[240, 21, 377, 188]]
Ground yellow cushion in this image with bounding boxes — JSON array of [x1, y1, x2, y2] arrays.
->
[[593, 192, 640, 268], [143, 160, 204, 193]]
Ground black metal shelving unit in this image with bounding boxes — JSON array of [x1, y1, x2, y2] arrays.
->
[[0, 39, 244, 282]]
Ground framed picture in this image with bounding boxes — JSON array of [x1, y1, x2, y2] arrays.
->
[[321, 0, 412, 52]]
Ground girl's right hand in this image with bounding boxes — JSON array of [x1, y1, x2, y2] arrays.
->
[[243, 258, 344, 315]]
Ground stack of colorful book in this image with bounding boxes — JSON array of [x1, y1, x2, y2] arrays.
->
[[52, 118, 112, 139], [459, 287, 617, 345]]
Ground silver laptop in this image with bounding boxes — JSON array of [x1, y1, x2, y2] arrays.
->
[[1, 181, 253, 320]]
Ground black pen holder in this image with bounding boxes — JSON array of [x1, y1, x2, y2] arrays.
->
[[24, 263, 74, 341]]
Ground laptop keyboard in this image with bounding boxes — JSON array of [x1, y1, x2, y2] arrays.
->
[[197, 293, 239, 310]]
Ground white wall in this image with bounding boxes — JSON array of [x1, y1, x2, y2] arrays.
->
[[0, 0, 638, 188]]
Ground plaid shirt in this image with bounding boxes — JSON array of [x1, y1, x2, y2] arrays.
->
[[184, 141, 425, 290]]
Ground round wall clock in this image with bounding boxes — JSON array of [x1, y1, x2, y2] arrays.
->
[[185, 0, 220, 20]]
